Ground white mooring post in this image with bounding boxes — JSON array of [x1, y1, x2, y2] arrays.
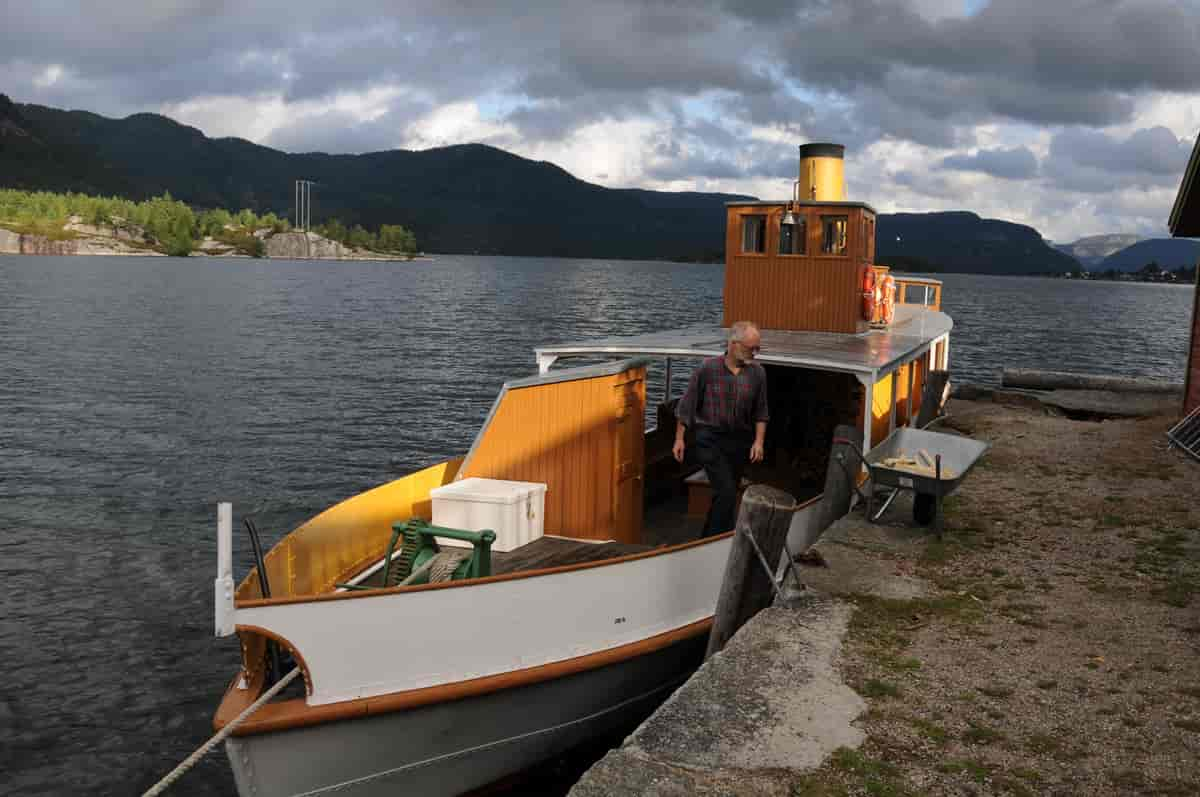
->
[[215, 502, 236, 637]]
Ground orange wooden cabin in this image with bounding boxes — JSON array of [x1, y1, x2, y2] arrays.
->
[[534, 142, 952, 543]]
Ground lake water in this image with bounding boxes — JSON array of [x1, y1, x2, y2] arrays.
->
[[0, 255, 1192, 795]]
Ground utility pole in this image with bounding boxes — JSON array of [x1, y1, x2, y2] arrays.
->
[[294, 179, 315, 232]]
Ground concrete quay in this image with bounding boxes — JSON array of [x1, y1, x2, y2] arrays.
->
[[572, 396, 1200, 796]]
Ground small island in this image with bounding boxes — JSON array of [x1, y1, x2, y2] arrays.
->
[[0, 188, 421, 260]]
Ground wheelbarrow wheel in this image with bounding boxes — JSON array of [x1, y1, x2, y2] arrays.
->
[[913, 493, 937, 526]]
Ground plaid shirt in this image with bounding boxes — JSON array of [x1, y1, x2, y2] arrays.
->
[[676, 356, 769, 432]]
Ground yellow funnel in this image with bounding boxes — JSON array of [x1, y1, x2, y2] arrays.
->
[[798, 143, 845, 202]]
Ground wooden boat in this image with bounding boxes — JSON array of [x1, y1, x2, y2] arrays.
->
[[211, 143, 953, 796]]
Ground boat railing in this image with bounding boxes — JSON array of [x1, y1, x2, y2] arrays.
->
[[893, 276, 942, 311]]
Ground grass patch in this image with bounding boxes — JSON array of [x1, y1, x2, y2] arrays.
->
[[214, 229, 266, 257], [848, 594, 982, 669], [877, 653, 922, 673], [962, 721, 1005, 745], [1110, 770, 1149, 791], [0, 219, 80, 240], [827, 748, 912, 797], [862, 679, 901, 699], [978, 685, 1014, 699], [907, 717, 949, 744], [1024, 732, 1063, 756], [790, 777, 849, 797], [1156, 575, 1198, 608], [937, 759, 990, 783]]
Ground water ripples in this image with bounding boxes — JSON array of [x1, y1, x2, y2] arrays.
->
[[0, 255, 1191, 794]]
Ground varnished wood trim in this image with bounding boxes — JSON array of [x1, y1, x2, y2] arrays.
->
[[236, 492, 825, 609], [237, 530, 732, 608], [235, 625, 314, 695], [214, 616, 714, 736], [212, 666, 267, 731]]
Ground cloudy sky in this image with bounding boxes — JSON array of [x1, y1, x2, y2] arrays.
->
[[4, 0, 1199, 242]]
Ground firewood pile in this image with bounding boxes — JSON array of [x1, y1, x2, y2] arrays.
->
[[878, 448, 958, 479]]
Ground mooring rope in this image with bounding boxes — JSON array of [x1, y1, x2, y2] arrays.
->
[[141, 666, 302, 797]]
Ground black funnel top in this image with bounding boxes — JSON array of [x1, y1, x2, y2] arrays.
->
[[799, 143, 845, 159]]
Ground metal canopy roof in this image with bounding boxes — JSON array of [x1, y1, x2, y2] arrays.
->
[[536, 304, 952, 380]]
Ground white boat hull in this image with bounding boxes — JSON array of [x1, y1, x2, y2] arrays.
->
[[225, 632, 706, 797]]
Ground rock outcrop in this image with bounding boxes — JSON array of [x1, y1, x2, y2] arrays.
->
[[265, 231, 352, 259], [0, 227, 163, 256], [19, 234, 79, 255]]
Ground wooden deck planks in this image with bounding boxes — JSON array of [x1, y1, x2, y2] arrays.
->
[[490, 535, 653, 576]]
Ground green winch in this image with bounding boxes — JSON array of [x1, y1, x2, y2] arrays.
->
[[340, 519, 494, 590]]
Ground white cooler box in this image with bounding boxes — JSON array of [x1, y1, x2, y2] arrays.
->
[[429, 477, 547, 553]]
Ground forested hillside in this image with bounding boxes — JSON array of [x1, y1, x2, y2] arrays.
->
[[2, 94, 1083, 272]]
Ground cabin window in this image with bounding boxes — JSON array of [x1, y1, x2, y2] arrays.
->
[[821, 215, 848, 255], [779, 216, 807, 255], [903, 283, 932, 306], [741, 215, 767, 253]]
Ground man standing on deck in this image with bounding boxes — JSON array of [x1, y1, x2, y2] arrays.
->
[[672, 321, 769, 537]]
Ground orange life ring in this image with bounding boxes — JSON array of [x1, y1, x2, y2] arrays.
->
[[861, 269, 877, 322], [880, 275, 896, 325]]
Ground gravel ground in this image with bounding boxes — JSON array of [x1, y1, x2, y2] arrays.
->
[[795, 398, 1200, 797]]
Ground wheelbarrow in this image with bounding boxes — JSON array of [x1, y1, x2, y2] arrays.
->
[[839, 427, 990, 539]]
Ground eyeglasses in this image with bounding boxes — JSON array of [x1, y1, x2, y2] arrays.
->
[[738, 342, 762, 354]]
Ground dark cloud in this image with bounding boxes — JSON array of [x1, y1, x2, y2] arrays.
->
[[645, 153, 741, 181], [1052, 126, 1191, 175], [262, 103, 432, 154], [6, 1, 1198, 145], [718, 90, 816, 132], [2, 0, 1198, 241], [775, 0, 1197, 135], [942, 146, 1038, 179], [1044, 126, 1194, 192]]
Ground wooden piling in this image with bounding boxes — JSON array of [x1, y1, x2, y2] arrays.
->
[[818, 423, 863, 535], [916, 369, 950, 428], [705, 484, 798, 659]]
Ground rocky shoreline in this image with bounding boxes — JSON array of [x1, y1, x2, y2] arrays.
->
[[0, 223, 420, 261]]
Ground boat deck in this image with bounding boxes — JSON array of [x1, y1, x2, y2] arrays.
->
[[490, 491, 704, 575], [491, 536, 653, 575]]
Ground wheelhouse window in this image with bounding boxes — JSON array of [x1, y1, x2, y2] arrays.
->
[[821, 215, 848, 255], [778, 216, 807, 255], [741, 215, 767, 253]]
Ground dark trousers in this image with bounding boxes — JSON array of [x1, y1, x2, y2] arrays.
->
[[694, 426, 751, 537]]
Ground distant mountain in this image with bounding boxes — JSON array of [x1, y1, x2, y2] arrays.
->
[[0, 94, 1089, 272], [1099, 239, 1200, 271], [1052, 234, 1144, 268], [1, 95, 751, 260], [876, 211, 1079, 275]]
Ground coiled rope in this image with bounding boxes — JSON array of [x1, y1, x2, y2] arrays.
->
[[141, 666, 302, 797]]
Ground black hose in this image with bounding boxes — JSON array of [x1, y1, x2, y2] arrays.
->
[[243, 518, 282, 686], [244, 518, 271, 598]]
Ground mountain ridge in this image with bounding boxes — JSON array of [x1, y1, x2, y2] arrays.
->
[[0, 94, 1088, 271]]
